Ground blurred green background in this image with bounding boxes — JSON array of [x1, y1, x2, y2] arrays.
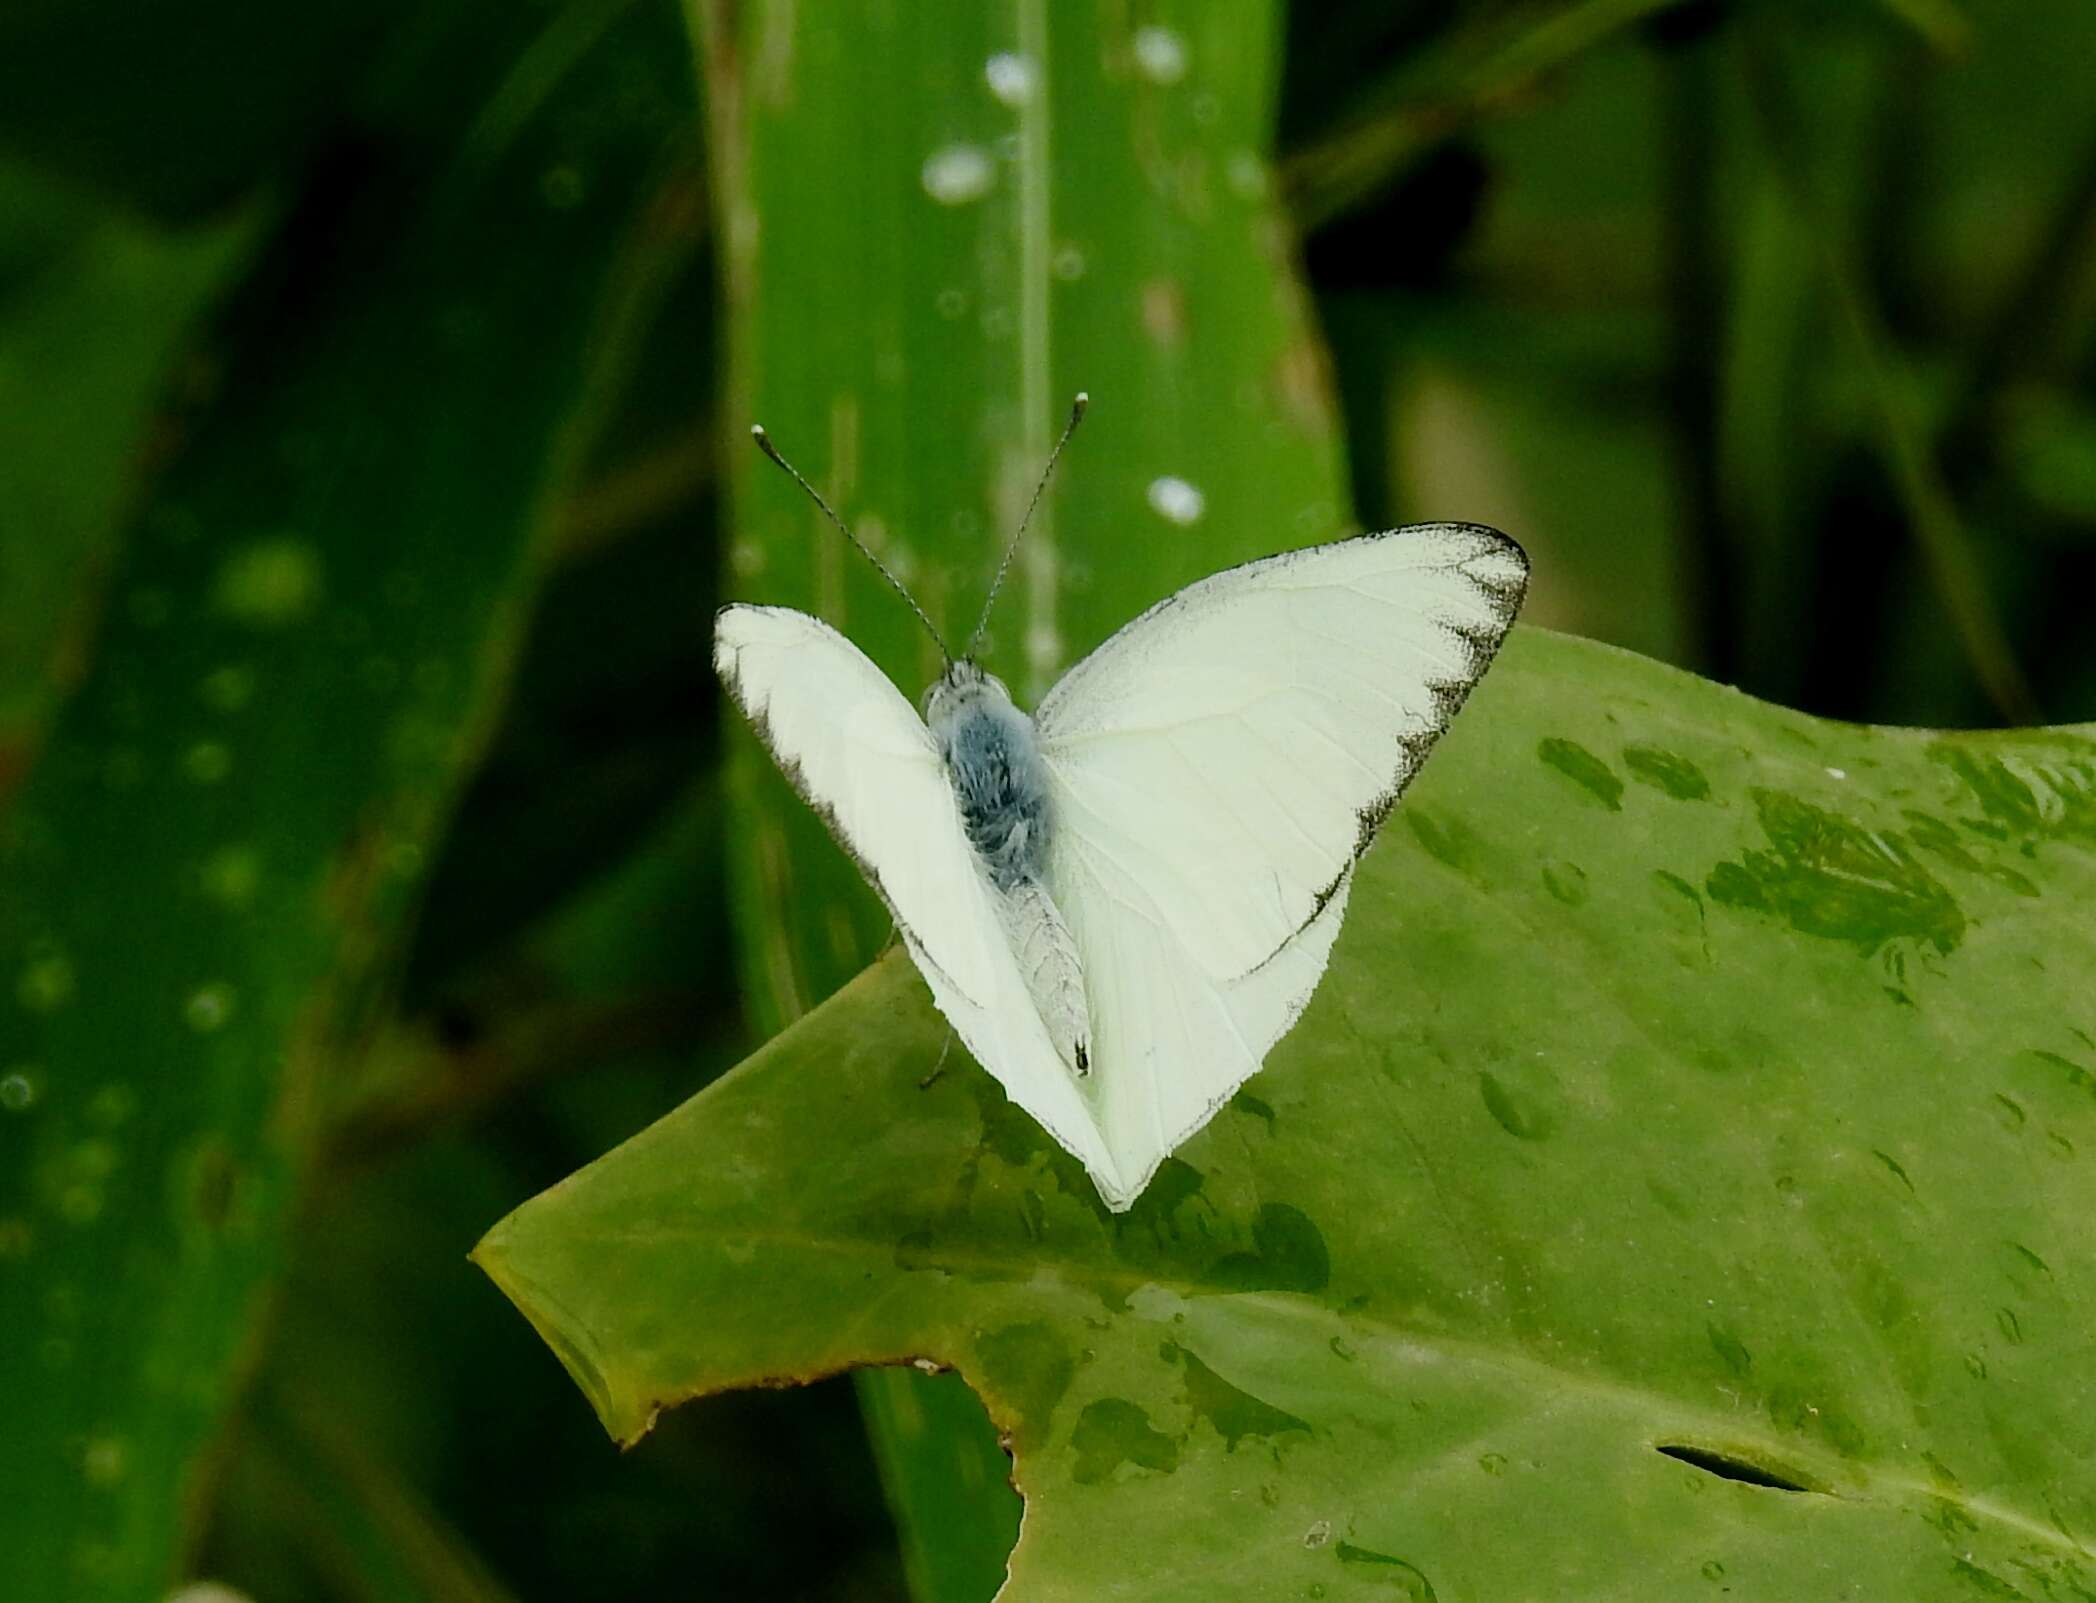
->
[[2, 1, 2093, 1600]]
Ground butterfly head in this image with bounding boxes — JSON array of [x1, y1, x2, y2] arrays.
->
[[922, 658, 1017, 731]]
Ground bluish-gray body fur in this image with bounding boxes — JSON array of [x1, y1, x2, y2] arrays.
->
[[924, 666, 1052, 892], [924, 662, 1092, 1076]]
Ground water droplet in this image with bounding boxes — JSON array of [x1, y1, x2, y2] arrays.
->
[[183, 741, 232, 785], [1132, 25, 1189, 84], [921, 144, 995, 205], [184, 984, 236, 1033], [984, 51, 1037, 105], [911, 1357, 942, 1373], [17, 954, 76, 1013], [81, 1432, 128, 1486], [935, 286, 968, 319], [1052, 244, 1087, 279], [1146, 475, 1206, 525], [86, 1084, 136, 1126], [1701, 1560, 1726, 1582], [168, 1585, 257, 1603], [1303, 1520, 1332, 1549], [540, 163, 586, 209], [1478, 1451, 1507, 1475], [71, 1139, 117, 1180], [1, 1068, 42, 1112], [1825, 766, 1848, 780], [199, 845, 262, 907], [212, 539, 323, 627], [1226, 149, 1268, 198], [198, 665, 256, 713]]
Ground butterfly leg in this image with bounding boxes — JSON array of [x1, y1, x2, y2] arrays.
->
[[917, 1029, 955, 1090]]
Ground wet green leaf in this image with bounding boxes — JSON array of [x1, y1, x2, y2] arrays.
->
[[481, 628, 2096, 1601], [0, 3, 693, 1595], [0, 164, 255, 743]]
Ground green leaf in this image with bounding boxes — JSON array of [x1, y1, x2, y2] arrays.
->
[[480, 627, 2096, 1601], [0, 4, 693, 1596], [0, 163, 255, 744], [0, 0, 416, 216]]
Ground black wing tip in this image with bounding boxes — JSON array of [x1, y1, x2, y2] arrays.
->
[[1292, 526, 1529, 932], [716, 599, 795, 624]]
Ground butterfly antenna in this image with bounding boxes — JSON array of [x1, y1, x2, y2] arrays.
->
[[750, 424, 951, 665], [964, 392, 1088, 662]]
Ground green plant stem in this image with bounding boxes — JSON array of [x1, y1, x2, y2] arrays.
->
[[1281, 0, 1681, 232], [1656, 24, 1740, 683], [1739, 32, 2039, 726], [1941, 127, 2096, 479]]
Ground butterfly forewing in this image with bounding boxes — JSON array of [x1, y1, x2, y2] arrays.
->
[[712, 604, 1115, 1182], [1034, 525, 1527, 985]]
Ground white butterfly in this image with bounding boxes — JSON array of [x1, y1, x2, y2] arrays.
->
[[715, 399, 1527, 1210]]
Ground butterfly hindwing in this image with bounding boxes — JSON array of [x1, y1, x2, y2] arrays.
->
[[712, 604, 1111, 1180]]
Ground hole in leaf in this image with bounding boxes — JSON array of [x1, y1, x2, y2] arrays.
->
[[1654, 1443, 1824, 1493]]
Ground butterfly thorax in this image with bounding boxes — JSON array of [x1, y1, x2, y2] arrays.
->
[[923, 662, 1051, 893]]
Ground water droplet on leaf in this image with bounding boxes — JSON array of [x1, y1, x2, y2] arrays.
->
[[184, 984, 236, 1033], [1133, 25, 1189, 83], [921, 144, 995, 205], [1146, 475, 1206, 525], [984, 51, 1037, 104]]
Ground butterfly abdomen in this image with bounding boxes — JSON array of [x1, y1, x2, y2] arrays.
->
[[995, 876, 1092, 1077]]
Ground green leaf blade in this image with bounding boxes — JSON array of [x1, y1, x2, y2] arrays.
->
[[0, 7, 693, 1595]]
